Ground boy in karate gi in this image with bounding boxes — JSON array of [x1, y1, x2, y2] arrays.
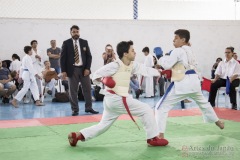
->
[[12, 46, 44, 107], [68, 41, 168, 147], [155, 29, 224, 140]]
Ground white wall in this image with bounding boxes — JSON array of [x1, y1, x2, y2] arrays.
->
[[0, 18, 240, 78]]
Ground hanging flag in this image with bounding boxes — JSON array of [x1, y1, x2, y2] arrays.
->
[[202, 77, 212, 92], [133, 0, 138, 20]]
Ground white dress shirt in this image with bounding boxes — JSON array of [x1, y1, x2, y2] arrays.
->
[[9, 59, 21, 72], [215, 58, 240, 79], [72, 39, 83, 66]]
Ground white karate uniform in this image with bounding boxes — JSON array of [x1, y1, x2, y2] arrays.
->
[[14, 55, 40, 101], [80, 61, 160, 140], [9, 59, 21, 72], [144, 53, 154, 97], [155, 45, 219, 133], [31, 49, 45, 100]]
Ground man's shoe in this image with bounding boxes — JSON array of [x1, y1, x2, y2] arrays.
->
[[85, 108, 99, 114], [68, 132, 85, 146], [147, 137, 169, 146], [232, 104, 237, 110], [72, 111, 79, 116], [2, 97, 9, 104], [210, 102, 215, 107]]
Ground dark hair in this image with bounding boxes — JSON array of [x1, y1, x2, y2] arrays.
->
[[116, 40, 133, 59], [12, 53, 20, 61], [106, 44, 112, 47], [142, 47, 149, 53], [216, 57, 222, 62], [50, 40, 56, 43], [174, 29, 190, 43], [30, 40, 37, 45], [24, 46, 32, 54], [44, 60, 49, 64], [226, 47, 234, 52], [70, 25, 79, 31]]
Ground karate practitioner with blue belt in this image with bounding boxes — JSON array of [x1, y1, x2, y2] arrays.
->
[[12, 46, 44, 107], [155, 29, 224, 140]]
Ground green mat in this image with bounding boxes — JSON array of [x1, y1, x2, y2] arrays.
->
[[0, 116, 239, 160]]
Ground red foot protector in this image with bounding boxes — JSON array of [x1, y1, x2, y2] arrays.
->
[[147, 137, 169, 146], [68, 132, 85, 147], [102, 77, 116, 88]]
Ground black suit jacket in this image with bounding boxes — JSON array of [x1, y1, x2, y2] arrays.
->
[[60, 38, 92, 77]]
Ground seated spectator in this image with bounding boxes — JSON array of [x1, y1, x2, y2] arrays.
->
[[2, 60, 12, 70], [9, 54, 21, 91], [211, 57, 222, 79], [0, 59, 16, 103], [208, 47, 240, 110], [42, 61, 58, 98]]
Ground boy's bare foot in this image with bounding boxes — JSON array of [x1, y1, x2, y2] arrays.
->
[[35, 100, 44, 106], [215, 120, 224, 129], [158, 133, 164, 139], [11, 99, 18, 108], [184, 99, 192, 103]]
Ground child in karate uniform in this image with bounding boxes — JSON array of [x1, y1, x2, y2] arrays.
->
[[12, 46, 44, 107], [155, 29, 224, 140], [68, 41, 168, 147]]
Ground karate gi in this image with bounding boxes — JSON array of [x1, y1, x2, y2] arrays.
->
[[9, 59, 21, 72], [155, 45, 219, 133], [31, 49, 45, 101], [80, 60, 160, 140], [144, 53, 154, 97], [14, 54, 40, 101]]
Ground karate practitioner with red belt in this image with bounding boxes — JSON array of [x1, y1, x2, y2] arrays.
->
[[68, 41, 168, 147]]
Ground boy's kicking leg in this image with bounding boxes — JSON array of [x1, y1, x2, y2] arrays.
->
[[189, 92, 224, 129], [155, 91, 224, 139], [68, 95, 168, 146]]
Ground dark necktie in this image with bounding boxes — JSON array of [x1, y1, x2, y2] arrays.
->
[[74, 40, 80, 64]]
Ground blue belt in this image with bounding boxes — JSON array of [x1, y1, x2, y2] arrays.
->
[[23, 69, 29, 71], [156, 69, 196, 109]]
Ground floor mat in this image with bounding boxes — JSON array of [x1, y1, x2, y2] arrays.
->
[[0, 116, 239, 160]]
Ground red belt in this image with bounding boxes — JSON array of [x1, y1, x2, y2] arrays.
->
[[107, 90, 140, 130]]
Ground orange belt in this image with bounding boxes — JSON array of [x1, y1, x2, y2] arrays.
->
[[107, 90, 140, 130]]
